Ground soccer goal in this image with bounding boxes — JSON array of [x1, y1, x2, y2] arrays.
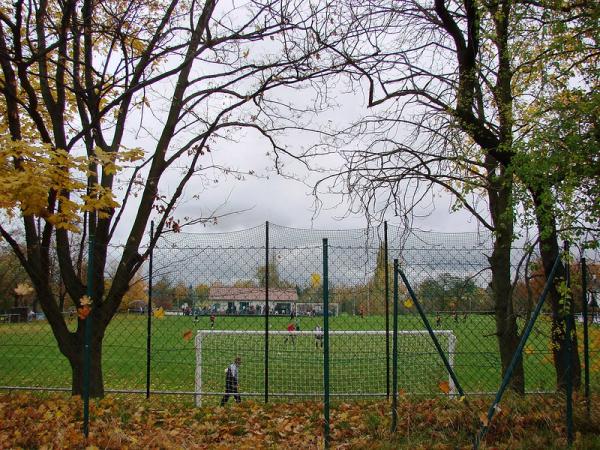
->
[[194, 329, 457, 406]]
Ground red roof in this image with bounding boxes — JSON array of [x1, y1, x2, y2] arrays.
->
[[209, 287, 298, 302]]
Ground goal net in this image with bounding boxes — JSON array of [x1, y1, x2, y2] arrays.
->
[[195, 330, 457, 405]]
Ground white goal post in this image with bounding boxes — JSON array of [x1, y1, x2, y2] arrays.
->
[[195, 329, 457, 406]]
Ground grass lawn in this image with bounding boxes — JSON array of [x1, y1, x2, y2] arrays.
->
[[1, 313, 599, 404]]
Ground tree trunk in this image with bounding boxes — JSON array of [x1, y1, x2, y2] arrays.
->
[[68, 330, 105, 397], [489, 170, 524, 393], [490, 226, 524, 393], [531, 190, 581, 391]]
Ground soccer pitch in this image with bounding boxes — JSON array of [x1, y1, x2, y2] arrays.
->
[[0, 313, 597, 403]]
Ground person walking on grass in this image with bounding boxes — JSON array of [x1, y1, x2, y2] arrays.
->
[[314, 325, 323, 349], [220, 356, 241, 406]]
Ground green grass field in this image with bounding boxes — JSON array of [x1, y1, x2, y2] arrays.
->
[[1, 313, 598, 404]]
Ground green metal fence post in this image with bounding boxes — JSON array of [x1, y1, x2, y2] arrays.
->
[[265, 221, 270, 403], [474, 251, 563, 449], [384, 221, 390, 400], [391, 259, 399, 433], [146, 221, 154, 399], [564, 241, 573, 446], [323, 238, 330, 449], [581, 257, 590, 418], [83, 233, 94, 438]]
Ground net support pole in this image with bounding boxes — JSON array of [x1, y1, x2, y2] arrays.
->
[[322, 238, 330, 449], [384, 221, 390, 400], [581, 257, 590, 418], [146, 221, 154, 399], [391, 259, 399, 433], [265, 221, 270, 403], [474, 251, 563, 449], [83, 232, 94, 438], [397, 268, 464, 397], [194, 333, 203, 407], [564, 241, 574, 446], [448, 334, 457, 394]]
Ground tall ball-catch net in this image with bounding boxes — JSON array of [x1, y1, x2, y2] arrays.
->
[[195, 330, 457, 405]]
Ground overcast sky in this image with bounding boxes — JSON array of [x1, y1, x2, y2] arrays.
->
[[147, 88, 483, 236], [109, 14, 485, 240], [167, 130, 483, 235]]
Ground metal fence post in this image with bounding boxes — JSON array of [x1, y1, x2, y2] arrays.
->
[[384, 221, 390, 400], [265, 221, 270, 403], [323, 238, 330, 449], [581, 257, 590, 418], [146, 221, 154, 399], [391, 259, 398, 433], [83, 233, 94, 438]]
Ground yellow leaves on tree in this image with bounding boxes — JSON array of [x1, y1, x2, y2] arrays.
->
[[173, 282, 189, 305], [81, 185, 120, 219], [0, 140, 142, 231], [115, 274, 148, 312]]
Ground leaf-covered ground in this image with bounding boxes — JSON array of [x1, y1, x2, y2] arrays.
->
[[1, 392, 599, 449]]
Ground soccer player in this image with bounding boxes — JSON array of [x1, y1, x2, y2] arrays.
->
[[314, 325, 323, 348], [210, 313, 216, 329], [220, 356, 241, 406], [284, 322, 296, 345]]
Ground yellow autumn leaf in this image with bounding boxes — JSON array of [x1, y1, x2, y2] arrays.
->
[[183, 330, 193, 341], [153, 307, 165, 319], [438, 380, 450, 394], [77, 305, 91, 320], [479, 411, 489, 427], [310, 273, 321, 288], [403, 298, 413, 308]]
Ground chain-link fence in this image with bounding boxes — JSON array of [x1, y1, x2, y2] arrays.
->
[[1, 222, 598, 445]]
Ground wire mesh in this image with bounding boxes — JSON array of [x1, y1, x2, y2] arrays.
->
[[0, 223, 598, 407]]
